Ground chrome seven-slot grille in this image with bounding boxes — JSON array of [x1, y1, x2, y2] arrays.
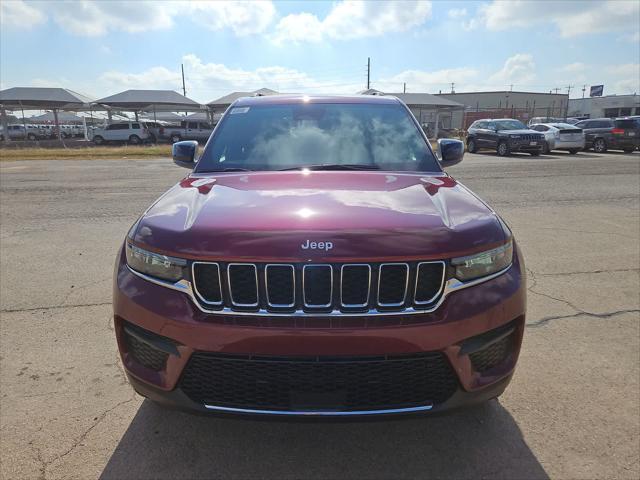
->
[[191, 261, 446, 313]]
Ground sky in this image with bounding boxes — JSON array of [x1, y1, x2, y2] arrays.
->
[[1, 0, 639, 103]]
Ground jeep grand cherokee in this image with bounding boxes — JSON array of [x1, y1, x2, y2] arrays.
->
[[113, 95, 526, 417]]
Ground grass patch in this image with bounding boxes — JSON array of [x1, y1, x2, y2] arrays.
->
[[0, 145, 172, 161]]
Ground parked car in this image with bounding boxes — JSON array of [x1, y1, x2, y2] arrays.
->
[[114, 94, 526, 416], [0, 124, 43, 141], [528, 116, 565, 126], [528, 123, 584, 154], [574, 117, 639, 153], [165, 121, 214, 144], [467, 118, 544, 156], [91, 122, 151, 145]]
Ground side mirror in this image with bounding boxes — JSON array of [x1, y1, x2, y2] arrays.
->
[[172, 140, 198, 169], [437, 139, 464, 168]]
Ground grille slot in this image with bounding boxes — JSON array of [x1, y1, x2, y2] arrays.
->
[[180, 352, 459, 411], [414, 261, 445, 305], [227, 264, 258, 307], [192, 262, 222, 305], [340, 264, 371, 307], [378, 263, 409, 306], [303, 265, 333, 308], [266, 264, 295, 308]]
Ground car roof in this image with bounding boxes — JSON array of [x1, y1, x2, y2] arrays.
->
[[233, 94, 401, 107], [472, 118, 520, 122]]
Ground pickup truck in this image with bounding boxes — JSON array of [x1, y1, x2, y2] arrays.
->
[[164, 121, 214, 144]]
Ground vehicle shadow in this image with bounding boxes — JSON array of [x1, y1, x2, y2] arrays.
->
[[100, 399, 549, 480]]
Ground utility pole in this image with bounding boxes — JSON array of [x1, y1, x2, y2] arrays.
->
[[181, 64, 187, 97], [553, 87, 560, 94], [581, 85, 586, 98], [566, 85, 573, 97], [450, 82, 455, 94], [509, 84, 513, 92], [403, 82, 406, 93], [366, 57, 370, 90]]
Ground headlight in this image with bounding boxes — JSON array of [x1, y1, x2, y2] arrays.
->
[[125, 242, 186, 282], [452, 240, 513, 281], [510, 135, 521, 139]]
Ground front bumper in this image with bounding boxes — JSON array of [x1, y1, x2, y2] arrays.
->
[[509, 141, 542, 153], [113, 245, 526, 417]]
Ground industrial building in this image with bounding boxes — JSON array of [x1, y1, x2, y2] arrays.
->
[[568, 94, 640, 118]]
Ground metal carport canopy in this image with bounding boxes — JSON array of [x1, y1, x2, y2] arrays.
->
[[0, 87, 95, 140], [95, 89, 203, 112]]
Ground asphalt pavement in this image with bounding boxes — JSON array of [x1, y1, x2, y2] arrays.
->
[[1, 150, 639, 479]]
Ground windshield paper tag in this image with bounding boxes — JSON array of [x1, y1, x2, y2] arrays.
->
[[230, 107, 250, 114]]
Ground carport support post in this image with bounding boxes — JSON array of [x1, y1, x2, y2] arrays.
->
[[433, 111, 440, 139], [20, 102, 28, 136], [53, 109, 61, 140], [135, 111, 139, 121], [0, 106, 10, 142]]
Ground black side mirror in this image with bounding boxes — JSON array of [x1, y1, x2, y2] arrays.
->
[[172, 140, 198, 169], [437, 139, 464, 168]]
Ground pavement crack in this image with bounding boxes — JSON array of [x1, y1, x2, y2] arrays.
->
[[41, 396, 137, 478], [1, 301, 111, 313], [527, 309, 640, 328], [536, 267, 639, 277]]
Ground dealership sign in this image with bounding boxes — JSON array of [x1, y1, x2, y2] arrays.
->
[[590, 85, 604, 97]]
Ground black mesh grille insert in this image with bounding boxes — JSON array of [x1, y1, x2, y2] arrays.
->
[[180, 352, 459, 411], [228, 264, 258, 306], [193, 263, 222, 304], [123, 327, 169, 371], [378, 264, 408, 306], [415, 262, 444, 304], [341, 265, 370, 306], [470, 334, 513, 373], [266, 265, 295, 307], [304, 265, 332, 307]]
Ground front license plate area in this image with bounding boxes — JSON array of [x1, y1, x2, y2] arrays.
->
[[530, 141, 537, 146]]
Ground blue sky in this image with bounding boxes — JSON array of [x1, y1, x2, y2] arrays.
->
[[1, 0, 638, 103]]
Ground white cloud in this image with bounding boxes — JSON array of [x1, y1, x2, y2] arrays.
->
[[0, 0, 46, 29], [488, 53, 536, 86], [479, 0, 640, 37], [272, 0, 432, 44], [607, 63, 640, 94], [447, 8, 467, 19], [377, 67, 479, 92], [559, 62, 586, 74], [3, 0, 275, 37]]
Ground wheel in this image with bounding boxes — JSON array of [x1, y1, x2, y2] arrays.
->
[[593, 138, 607, 153], [170, 134, 181, 144], [467, 138, 478, 153], [27, 133, 37, 141], [497, 141, 510, 157], [569, 149, 579, 154], [93, 135, 104, 145], [529, 150, 540, 156], [129, 135, 141, 145], [623, 148, 634, 153]]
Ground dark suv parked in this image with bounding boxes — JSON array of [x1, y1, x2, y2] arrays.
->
[[467, 119, 544, 156], [574, 117, 639, 153]]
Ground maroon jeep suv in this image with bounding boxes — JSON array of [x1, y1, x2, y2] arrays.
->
[[113, 95, 526, 417]]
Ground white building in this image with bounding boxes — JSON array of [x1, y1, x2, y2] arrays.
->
[[568, 94, 640, 119]]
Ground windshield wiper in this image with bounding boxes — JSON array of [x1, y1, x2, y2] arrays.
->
[[206, 167, 253, 172], [279, 164, 380, 171]]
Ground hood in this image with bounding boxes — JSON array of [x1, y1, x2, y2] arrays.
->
[[133, 171, 505, 261]]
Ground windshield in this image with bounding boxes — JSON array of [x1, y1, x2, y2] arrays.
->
[[196, 102, 440, 173], [495, 120, 528, 130]]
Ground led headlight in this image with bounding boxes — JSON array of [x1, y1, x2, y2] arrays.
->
[[452, 240, 513, 281], [125, 243, 186, 282]]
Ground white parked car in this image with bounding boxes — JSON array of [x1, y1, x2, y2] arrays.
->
[[91, 122, 151, 145], [528, 123, 585, 154]]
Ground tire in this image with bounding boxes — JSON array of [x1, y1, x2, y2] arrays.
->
[[170, 134, 181, 144], [569, 149, 579, 154], [467, 138, 478, 153], [529, 150, 540, 156], [542, 141, 550, 154], [593, 138, 607, 153], [623, 148, 634, 153], [129, 135, 141, 145], [27, 133, 37, 141], [93, 135, 104, 145], [497, 141, 510, 157]]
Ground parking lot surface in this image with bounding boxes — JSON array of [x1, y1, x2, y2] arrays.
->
[[1, 151, 639, 479]]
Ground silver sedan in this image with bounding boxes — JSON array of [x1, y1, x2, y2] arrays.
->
[[529, 123, 585, 154]]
